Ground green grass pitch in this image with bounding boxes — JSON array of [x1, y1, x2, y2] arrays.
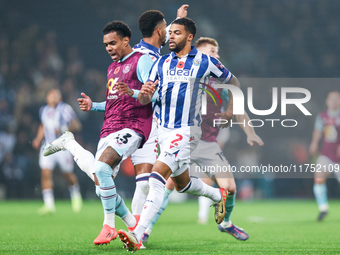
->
[[1, 199, 339, 254]]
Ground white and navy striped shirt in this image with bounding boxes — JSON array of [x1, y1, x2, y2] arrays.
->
[[148, 46, 233, 128], [133, 40, 162, 118], [39, 102, 76, 143], [133, 39, 161, 62]]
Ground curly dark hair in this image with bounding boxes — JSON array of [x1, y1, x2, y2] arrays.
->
[[103, 20, 132, 38], [172, 17, 197, 38], [138, 10, 164, 38]]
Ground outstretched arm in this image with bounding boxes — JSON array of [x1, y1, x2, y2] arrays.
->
[[235, 112, 264, 146], [214, 76, 240, 128], [77, 92, 93, 111], [78, 92, 106, 112]]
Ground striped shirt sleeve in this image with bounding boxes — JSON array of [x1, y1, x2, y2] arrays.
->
[[208, 56, 233, 83], [147, 58, 160, 83]]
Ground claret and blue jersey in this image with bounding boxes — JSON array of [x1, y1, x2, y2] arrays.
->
[[148, 46, 233, 129]]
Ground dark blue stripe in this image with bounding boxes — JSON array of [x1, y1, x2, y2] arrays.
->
[[174, 57, 194, 127], [158, 56, 167, 126], [189, 54, 209, 126], [136, 176, 150, 182], [180, 180, 192, 193], [158, 55, 167, 85], [164, 57, 178, 127], [150, 173, 166, 185], [164, 82, 174, 128]]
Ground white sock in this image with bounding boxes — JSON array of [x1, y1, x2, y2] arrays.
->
[[121, 212, 136, 229], [103, 212, 115, 228], [198, 196, 212, 223], [134, 172, 166, 241], [145, 227, 152, 235], [65, 139, 95, 181], [132, 173, 150, 215], [220, 220, 232, 228], [42, 189, 55, 210], [68, 183, 81, 198], [179, 177, 221, 202], [313, 183, 329, 212]]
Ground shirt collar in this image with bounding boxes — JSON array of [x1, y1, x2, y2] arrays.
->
[[138, 39, 160, 55], [170, 46, 198, 59], [119, 51, 135, 62]]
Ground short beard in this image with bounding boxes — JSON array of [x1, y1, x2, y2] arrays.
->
[[170, 39, 186, 53]]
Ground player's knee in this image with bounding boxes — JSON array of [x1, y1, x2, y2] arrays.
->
[[228, 184, 236, 195], [63, 172, 78, 184], [176, 180, 190, 192], [95, 161, 112, 179], [314, 178, 326, 184], [149, 173, 165, 191], [165, 178, 175, 190]]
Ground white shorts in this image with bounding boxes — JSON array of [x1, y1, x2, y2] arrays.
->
[[157, 126, 201, 177], [190, 140, 231, 179], [39, 147, 74, 173], [315, 155, 340, 181], [130, 121, 158, 166], [95, 128, 142, 178]]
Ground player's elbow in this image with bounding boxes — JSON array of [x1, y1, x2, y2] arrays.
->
[[230, 75, 240, 88]]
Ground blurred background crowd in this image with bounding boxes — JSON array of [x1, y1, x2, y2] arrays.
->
[[0, 0, 339, 200]]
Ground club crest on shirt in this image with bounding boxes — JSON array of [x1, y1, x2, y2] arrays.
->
[[123, 64, 132, 74], [193, 59, 201, 66]]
